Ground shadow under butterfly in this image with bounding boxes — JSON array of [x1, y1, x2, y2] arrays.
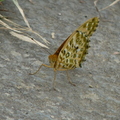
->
[[30, 17, 99, 89]]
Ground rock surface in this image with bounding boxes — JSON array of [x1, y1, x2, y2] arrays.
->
[[0, 0, 120, 120]]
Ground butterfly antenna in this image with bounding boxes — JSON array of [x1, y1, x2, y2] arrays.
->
[[31, 38, 51, 55]]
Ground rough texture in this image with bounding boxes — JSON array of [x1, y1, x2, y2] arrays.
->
[[0, 0, 120, 120]]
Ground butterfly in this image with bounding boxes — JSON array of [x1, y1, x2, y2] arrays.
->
[[30, 17, 99, 89]]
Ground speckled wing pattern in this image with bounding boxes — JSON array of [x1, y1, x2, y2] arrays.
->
[[55, 17, 99, 70]]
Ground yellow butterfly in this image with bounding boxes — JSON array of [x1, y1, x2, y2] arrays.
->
[[30, 17, 99, 88]]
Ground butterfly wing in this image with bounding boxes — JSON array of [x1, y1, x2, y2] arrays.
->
[[55, 17, 99, 70], [76, 17, 99, 37]]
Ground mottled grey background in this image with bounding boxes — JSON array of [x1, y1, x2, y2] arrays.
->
[[0, 0, 120, 120]]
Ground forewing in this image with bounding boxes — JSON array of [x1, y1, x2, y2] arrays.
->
[[54, 17, 99, 55], [55, 17, 99, 69], [76, 17, 99, 37]]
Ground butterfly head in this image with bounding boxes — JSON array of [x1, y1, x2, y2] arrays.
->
[[48, 54, 58, 68]]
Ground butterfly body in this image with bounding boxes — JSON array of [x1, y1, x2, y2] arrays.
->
[[30, 17, 99, 88], [48, 17, 99, 71]]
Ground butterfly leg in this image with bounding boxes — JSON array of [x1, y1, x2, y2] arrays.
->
[[66, 71, 76, 86], [29, 64, 51, 75], [49, 70, 61, 92]]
